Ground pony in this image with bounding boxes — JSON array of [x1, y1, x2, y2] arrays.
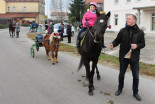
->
[[43, 32, 61, 64], [77, 11, 111, 95], [8, 20, 16, 38]]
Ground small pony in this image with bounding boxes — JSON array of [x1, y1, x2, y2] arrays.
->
[[43, 32, 61, 65]]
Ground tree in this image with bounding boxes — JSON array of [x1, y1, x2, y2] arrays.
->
[[68, 0, 85, 24]]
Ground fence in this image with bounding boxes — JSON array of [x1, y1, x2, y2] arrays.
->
[[0, 18, 9, 24]]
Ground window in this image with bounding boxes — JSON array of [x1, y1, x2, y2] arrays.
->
[[13, 6, 15, 12], [24, 6, 26, 12], [125, 14, 130, 21], [115, 0, 119, 3], [114, 14, 118, 25], [8, 7, 10, 12], [136, 0, 141, 1], [152, 13, 155, 30], [97, 3, 102, 8], [126, 0, 131, 2], [136, 13, 141, 25]]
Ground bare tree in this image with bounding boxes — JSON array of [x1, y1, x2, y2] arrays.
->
[[50, 0, 58, 20], [50, 0, 70, 22], [58, 0, 63, 21]]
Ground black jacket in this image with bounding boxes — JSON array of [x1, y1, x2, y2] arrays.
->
[[66, 25, 71, 35], [112, 24, 145, 62], [49, 25, 54, 34]]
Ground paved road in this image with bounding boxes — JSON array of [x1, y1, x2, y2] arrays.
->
[[0, 27, 155, 104], [63, 31, 155, 65]]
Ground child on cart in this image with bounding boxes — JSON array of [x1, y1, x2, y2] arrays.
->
[[34, 30, 43, 50]]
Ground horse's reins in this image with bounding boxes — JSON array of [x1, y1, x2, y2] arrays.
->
[[85, 18, 94, 38]]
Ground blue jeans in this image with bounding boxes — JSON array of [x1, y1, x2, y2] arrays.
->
[[77, 27, 87, 40], [118, 58, 139, 94]]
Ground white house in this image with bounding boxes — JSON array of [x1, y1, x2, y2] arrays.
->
[[104, 0, 155, 34]]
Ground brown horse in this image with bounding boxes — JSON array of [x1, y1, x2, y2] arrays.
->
[[43, 32, 60, 64], [8, 20, 16, 38]]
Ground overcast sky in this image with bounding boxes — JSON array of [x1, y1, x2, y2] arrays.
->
[[45, 0, 71, 18]]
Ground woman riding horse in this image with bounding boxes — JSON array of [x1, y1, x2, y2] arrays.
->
[[76, 2, 106, 48]]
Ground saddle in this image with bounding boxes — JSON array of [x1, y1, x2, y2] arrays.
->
[[80, 29, 88, 46]]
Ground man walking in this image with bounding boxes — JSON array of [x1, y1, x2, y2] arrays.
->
[[66, 22, 72, 43], [110, 14, 145, 101]]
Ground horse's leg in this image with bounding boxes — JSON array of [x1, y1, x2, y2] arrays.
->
[[83, 59, 93, 95], [46, 50, 50, 60], [52, 52, 55, 64], [90, 61, 98, 91], [12, 31, 13, 38], [96, 65, 101, 80], [55, 51, 58, 63], [9, 30, 11, 36], [51, 50, 55, 65]]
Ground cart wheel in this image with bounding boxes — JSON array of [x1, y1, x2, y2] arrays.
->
[[32, 48, 35, 58]]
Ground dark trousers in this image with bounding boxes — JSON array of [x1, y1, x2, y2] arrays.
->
[[61, 33, 63, 41], [68, 34, 71, 43], [77, 27, 87, 40], [118, 58, 139, 94]]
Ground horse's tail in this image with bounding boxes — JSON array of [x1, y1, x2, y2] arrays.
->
[[77, 57, 84, 72]]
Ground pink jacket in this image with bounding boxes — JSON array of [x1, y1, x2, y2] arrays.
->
[[82, 11, 97, 27]]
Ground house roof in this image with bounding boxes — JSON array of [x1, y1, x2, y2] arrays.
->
[[5, 0, 39, 2], [133, 6, 155, 10], [51, 12, 67, 16], [0, 12, 39, 18], [85, 0, 103, 4]]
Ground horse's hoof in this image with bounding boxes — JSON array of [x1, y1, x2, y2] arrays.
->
[[52, 63, 55, 65], [88, 91, 94, 96], [85, 77, 89, 81], [97, 76, 101, 80], [92, 86, 95, 90], [48, 58, 50, 60]]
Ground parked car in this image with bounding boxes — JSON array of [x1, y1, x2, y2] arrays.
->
[[53, 23, 74, 36]]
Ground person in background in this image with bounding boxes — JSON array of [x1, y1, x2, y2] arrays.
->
[[25, 21, 27, 27], [16, 22, 20, 38], [60, 21, 64, 41], [66, 22, 72, 43], [48, 22, 54, 34], [109, 14, 145, 101], [58, 25, 62, 39], [29, 23, 33, 33], [34, 30, 43, 46]]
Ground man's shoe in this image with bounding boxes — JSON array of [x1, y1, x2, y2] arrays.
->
[[115, 89, 122, 96], [133, 94, 142, 101]]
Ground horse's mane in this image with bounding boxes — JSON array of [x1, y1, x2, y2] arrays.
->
[[49, 32, 55, 43]]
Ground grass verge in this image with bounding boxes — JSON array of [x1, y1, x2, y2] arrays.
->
[[0, 24, 9, 29], [27, 33, 155, 77]]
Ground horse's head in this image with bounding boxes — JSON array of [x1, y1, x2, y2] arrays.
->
[[93, 11, 111, 43], [53, 33, 61, 47]]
